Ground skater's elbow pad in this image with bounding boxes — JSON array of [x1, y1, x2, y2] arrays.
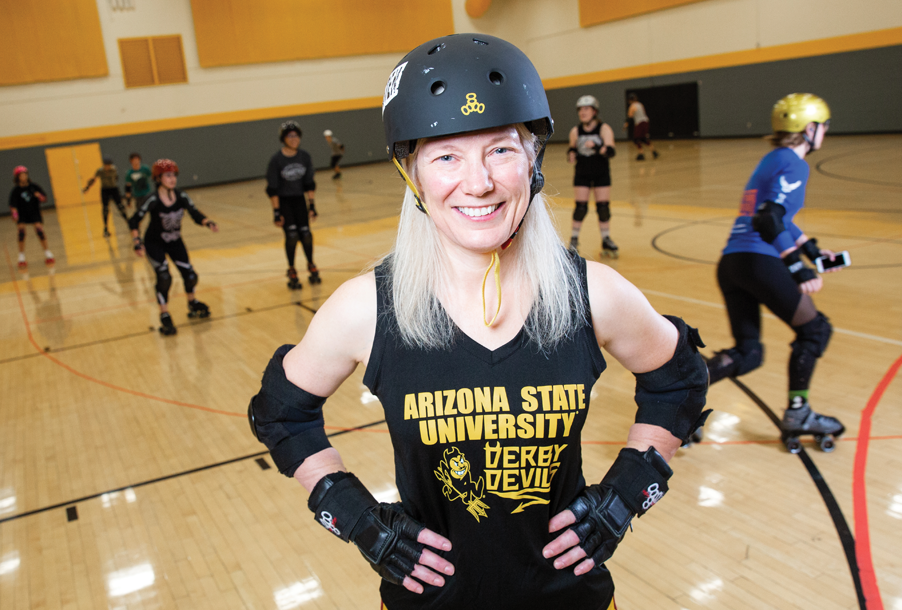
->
[[751, 201, 786, 243], [634, 316, 711, 443], [248, 344, 332, 477]]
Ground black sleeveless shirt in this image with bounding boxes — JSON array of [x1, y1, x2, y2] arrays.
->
[[363, 255, 614, 610], [575, 122, 610, 177]]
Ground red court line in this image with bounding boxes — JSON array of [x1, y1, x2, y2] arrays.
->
[[5, 246, 242, 418], [853, 354, 902, 610]]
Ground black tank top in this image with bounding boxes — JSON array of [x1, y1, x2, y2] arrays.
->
[[575, 122, 609, 176], [363, 254, 614, 610]]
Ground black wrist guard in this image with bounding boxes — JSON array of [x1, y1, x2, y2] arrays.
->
[[564, 447, 672, 567], [783, 249, 817, 284], [133, 237, 143, 251], [206, 220, 217, 230], [800, 238, 820, 262], [308, 202, 318, 217], [634, 316, 711, 443], [309, 472, 426, 585], [568, 147, 578, 156], [273, 209, 282, 223], [604, 146, 616, 159]]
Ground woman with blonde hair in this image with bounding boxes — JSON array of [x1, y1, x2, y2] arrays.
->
[[249, 34, 708, 610]]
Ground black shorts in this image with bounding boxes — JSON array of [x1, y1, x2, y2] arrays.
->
[[717, 251, 802, 341], [573, 157, 611, 188], [144, 237, 190, 270], [279, 195, 310, 232], [101, 188, 122, 207], [14, 205, 43, 224], [330, 155, 343, 169]]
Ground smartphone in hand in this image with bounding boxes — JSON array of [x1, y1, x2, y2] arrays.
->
[[815, 251, 851, 273]]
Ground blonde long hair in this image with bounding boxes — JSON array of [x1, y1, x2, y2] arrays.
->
[[381, 124, 586, 351]]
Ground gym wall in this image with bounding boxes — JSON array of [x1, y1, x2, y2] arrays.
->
[[1, 0, 900, 205]]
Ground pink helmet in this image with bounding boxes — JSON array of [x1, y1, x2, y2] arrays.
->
[[13, 165, 28, 182]]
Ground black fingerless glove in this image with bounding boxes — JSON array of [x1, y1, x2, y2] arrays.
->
[[309, 472, 426, 585], [133, 236, 144, 252], [273, 209, 282, 223], [603, 146, 616, 159], [564, 447, 672, 568], [800, 238, 820, 262], [783, 249, 817, 284], [206, 220, 217, 230], [308, 201, 318, 217]]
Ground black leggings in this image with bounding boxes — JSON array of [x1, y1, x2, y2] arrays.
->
[[101, 188, 127, 226], [280, 196, 314, 268], [144, 239, 197, 304]]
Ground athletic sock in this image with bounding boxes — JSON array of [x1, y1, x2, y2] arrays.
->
[[788, 390, 809, 408]]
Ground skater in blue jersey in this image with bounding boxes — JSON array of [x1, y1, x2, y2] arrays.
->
[[707, 93, 846, 452]]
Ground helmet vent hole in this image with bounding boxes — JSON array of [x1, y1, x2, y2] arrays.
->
[[488, 71, 504, 85], [472, 38, 489, 45], [428, 44, 444, 55], [431, 81, 446, 96]]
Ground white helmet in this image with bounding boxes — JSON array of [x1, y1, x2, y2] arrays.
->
[[576, 95, 599, 111], [323, 129, 333, 137]]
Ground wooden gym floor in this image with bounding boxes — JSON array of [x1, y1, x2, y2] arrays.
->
[[1, 135, 900, 609]]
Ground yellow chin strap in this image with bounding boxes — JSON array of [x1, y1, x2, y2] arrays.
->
[[481, 250, 502, 327], [393, 155, 505, 327]]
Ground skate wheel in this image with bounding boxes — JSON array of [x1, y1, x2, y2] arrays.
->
[[690, 428, 704, 444], [819, 435, 836, 452], [785, 437, 802, 454]]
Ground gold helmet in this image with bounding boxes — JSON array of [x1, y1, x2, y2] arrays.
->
[[771, 93, 831, 133]]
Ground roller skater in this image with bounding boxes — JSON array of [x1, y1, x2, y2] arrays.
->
[[286, 267, 301, 290], [707, 94, 846, 451], [625, 93, 658, 161], [130, 159, 219, 336], [567, 95, 617, 257], [266, 121, 319, 290], [83, 156, 128, 236], [9, 166, 54, 269]]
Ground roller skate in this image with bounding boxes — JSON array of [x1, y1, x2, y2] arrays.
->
[[706, 349, 738, 385], [636, 153, 646, 161], [681, 426, 705, 448], [159, 312, 177, 336], [17, 254, 27, 270], [103, 228, 111, 238], [44, 250, 54, 266], [652, 150, 660, 159], [286, 267, 302, 290], [569, 236, 579, 251], [187, 299, 211, 319], [781, 398, 845, 454], [308, 263, 322, 285], [602, 236, 619, 259]]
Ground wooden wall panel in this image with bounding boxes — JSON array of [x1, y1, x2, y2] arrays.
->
[[0, 0, 108, 86], [152, 36, 188, 85], [579, 0, 708, 27], [190, 0, 455, 68]]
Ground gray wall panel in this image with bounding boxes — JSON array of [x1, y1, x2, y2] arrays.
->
[[3, 44, 899, 214]]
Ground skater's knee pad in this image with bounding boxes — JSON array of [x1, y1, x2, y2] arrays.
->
[[707, 341, 763, 384], [285, 228, 300, 243], [634, 316, 711, 443], [300, 227, 313, 246], [792, 312, 831, 359], [35, 228, 45, 240], [17, 228, 25, 242], [734, 340, 764, 375], [183, 270, 198, 294], [249, 345, 332, 476], [156, 268, 172, 300], [573, 201, 589, 222], [596, 201, 611, 222]]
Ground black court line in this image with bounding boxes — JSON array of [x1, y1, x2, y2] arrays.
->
[[726, 376, 867, 610], [0, 419, 386, 525], [0, 298, 325, 366], [816, 151, 902, 189], [651, 221, 902, 270]]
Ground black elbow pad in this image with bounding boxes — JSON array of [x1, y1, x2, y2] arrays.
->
[[634, 316, 711, 443], [248, 344, 332, 476], [751, 201, 786, 243]]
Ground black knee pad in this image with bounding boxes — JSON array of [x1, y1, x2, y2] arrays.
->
[[156, 268, 173, 303], [183, 270, 198, 294], [18, 228, 26, 242], [285, 228, 300, 244], [35, 228, 45, 240], [707, 340, 764, 384], [792, 312, 832, 359], [573, 201, 589, 222], [596, 201, 611, 222]]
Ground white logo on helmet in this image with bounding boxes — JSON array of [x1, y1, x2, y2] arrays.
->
[[383, 61, 408, 116]]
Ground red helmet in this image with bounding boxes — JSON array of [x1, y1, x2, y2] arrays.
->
[[13, 165, 28, 182], [151, 159, 179, 181]]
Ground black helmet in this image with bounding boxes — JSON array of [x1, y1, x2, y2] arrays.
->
[[279, 120, 302, 142], [102, 156, 113, 165], [382, 34, 553, 206]]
